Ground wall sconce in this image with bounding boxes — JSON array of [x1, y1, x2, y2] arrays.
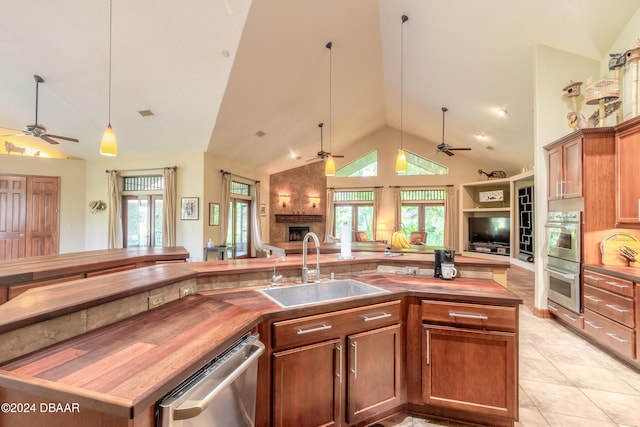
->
[[279, 194, 291, 208], [88, 200, 107, 213], [309, 196, 320, 208]]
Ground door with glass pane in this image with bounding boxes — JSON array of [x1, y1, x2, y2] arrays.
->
[[333, 204, 374, 240], [401, 204, 444, 247], [227, 198, 251, 258], [123, 195, 163, 247]]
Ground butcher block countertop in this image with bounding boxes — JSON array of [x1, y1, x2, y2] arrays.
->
[[0, 272, 520, 420]]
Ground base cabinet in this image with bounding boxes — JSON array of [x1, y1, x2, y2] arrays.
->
[[419, 299, 518, 425], [421, 325, 517, 419], [270, 300, 403, 427], [273, 339, 342, 427]]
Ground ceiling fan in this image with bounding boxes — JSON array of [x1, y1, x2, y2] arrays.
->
[[305, 122, 344, 161], [431, 107, 471, 156], [1, 74, 79, 145]]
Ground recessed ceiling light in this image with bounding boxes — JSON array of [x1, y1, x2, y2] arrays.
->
[[496, 108, 508, 117], [138, 110, 154, 117], [475, 133, 487, 140], [220, 49, 230, 58]]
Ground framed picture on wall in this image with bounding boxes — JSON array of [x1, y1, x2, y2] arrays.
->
[[209, 203, 220, 226], [181, 197, 199, 220]]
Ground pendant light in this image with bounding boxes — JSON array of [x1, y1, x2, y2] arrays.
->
[[395, 15, 409, 173], [325, 41, 335, 177], [100, 0, 118, 156]]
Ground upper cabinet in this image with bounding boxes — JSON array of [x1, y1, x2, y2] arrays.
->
[[547, 138, 582, 200], [615, 116, 640, 227]]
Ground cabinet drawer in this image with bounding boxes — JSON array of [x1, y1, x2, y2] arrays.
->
[[421, 300, 516, 332], [584, 309, 635, 359], [583, 284, 634, 328], [583, 271, 634, 298], [272, 300, 401, 350], [547, 300, 584, 329]]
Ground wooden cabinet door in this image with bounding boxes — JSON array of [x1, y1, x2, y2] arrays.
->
[[562, 138, 582, 198], [346, 324, 402, 424], [272, 339, 342, 427], [547, 145, 562, 200], [422, 325, 517, 420], [616, 126, 640, 226]]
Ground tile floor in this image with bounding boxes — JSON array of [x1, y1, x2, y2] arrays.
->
[[373, 267, 640, 427]]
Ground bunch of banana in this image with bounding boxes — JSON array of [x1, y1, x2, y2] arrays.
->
[[391, 231, 411, 249]]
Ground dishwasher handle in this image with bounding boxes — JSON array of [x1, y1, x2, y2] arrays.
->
[[173, 339, 265, 421]]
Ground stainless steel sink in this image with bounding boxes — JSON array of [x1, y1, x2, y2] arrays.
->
[[259, 279, 388, 308]]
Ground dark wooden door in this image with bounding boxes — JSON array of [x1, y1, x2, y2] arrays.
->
[[422, 324, 517, 420], [0, 175, 27, 259], [0, 174, 59, 260], [272, 339, 342, 427], [346, 323, 402, 424]]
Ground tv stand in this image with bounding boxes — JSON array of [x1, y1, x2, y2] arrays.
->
[[468, 242, 510, 256]]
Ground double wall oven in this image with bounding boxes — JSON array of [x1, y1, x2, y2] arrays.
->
[[545, 211, 581, 313]]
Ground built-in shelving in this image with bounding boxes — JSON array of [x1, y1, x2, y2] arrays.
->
[[458, 171, 534, 270]]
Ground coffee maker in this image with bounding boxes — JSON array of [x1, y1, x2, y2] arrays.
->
[[434, 249, 455, 279]]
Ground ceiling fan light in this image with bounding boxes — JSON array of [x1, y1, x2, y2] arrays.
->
[[395, 148, 407, 173], [100, 124, 118, 156], [325, 155, 336, 176]]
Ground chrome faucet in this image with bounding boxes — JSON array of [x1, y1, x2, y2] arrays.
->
[[302, 232, 321, 283], [270, 254, 286, 286]]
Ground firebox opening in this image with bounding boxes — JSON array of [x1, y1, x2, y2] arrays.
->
[[288, 226, 310, 242]]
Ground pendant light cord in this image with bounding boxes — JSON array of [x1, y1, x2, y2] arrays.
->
[[108, 0, 113, 125], [326, 41, 333, 154], [400, 17, 403, 150]]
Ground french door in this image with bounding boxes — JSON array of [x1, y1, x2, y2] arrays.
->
[[227, 198, 251, 258], [122, 195, 163, 247]]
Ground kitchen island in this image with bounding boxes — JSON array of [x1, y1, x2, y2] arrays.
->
[[0, 251, 519, 427]]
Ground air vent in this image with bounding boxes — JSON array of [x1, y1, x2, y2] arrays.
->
[[255, 130, 266, 138], [485, 146, 495, 150], [138, 110, 155, 117]]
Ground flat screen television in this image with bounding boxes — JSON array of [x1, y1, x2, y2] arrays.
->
[[468, 217, 510, 245]]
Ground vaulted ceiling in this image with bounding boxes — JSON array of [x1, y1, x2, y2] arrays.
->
[[1, 0, 639, 174]]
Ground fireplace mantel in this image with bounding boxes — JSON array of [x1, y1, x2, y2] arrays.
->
[[275, 214, 324, 223]]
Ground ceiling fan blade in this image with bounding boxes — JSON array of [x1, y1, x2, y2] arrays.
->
[[40, 135, 60, 145], [1, 132, 28, 138], [44, 134, 79, 143], [444, 150, 455, 156], [448, 147, 471, 151], [332, 155, 345, 158]]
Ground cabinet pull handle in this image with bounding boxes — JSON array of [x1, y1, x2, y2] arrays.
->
[[555, 180, 560, 198], [351, 341, 358, 379], [584, 295, 603, 302], [336, 344, 343, 384], [449, 311, 488, 320], [606, 333, 630, 343], [425, 330, 430, 365], [362, 312, 392, 322], [296, 323, 332, 335], [563, 313, 577, 322], [605, 304, 630, 313], [548, 304, 558, 312], [605, 281, 629, 289], [585, 320, 602, 329], [583, 274, 603, 281]]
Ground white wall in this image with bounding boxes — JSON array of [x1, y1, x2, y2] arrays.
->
[[533, 44, 600, 309], [0, 155, 86, 253]]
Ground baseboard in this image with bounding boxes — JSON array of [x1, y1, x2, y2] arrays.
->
[[533, 307, 552, 318]]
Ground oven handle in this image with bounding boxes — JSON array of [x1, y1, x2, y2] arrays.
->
[[172, 339, 265, 421], [544, 267, 576, 281]]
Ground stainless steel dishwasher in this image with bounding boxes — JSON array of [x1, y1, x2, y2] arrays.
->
[[157, 333, 265, 427]]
